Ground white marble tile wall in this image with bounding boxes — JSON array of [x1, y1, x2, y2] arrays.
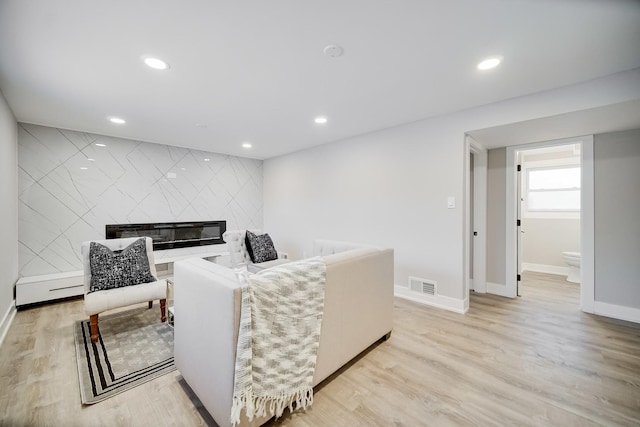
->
[[18, 123, 263, 277]]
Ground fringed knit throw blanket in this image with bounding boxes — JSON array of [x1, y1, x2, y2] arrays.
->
[[230, 257, 326, 426]]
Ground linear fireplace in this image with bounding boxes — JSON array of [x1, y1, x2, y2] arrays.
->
[[106, 220, 227, 251]]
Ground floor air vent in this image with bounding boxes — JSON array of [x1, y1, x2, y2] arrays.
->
[[409, 276, 436, 295]]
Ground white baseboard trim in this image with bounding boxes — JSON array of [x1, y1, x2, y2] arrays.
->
[[522, 263, 569, 277], [486, 282, 513, 297], [0, 303, 17, 349], [394, 285, 467, 314], [593, 301, 640, 324]]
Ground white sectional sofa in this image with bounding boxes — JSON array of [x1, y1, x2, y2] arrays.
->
[[173, 241, 394, 427]]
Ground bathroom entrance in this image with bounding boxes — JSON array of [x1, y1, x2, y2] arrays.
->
[[516, 142, 582, 301]]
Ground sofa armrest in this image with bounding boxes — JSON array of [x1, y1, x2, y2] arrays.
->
[[173, 258, 242, 427], [313, 247, 394, 384]]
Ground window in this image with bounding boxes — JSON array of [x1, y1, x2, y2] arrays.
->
[[525, 166, 580, 213]]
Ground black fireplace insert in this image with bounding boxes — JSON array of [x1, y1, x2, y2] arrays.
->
[[106, 220, 226, 251]]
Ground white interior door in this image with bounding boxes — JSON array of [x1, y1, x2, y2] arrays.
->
[[467, 137, 487, 295], [470, 152, 475, 290]]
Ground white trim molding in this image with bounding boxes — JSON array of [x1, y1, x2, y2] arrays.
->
[[594, 301, 640, 324], [0, 303, 17, 349], [580, 136, 595, 313], [395, 285, 468, 314]]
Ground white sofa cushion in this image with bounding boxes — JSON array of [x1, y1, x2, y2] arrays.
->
[[84, 279, 167, 315]]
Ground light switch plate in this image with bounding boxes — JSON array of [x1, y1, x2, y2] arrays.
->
[[447, 196, 455, 209]]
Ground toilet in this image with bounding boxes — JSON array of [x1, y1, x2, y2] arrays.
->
[[562, 251, 581, 283]]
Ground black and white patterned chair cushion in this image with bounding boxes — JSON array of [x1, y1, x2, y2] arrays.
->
[[89, 237, 156, 293], [245, 230, 278, 263]]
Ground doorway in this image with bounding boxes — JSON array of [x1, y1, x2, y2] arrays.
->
[[505, 136, 594, 311], [517, 143, 582, 300]]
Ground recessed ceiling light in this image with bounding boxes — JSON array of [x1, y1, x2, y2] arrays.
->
[[204, 158, 210, 162], [108, 117, 126, 124], [87, 158, 95, 162], [314, 116, 328, 124], [477, 56, 503, 70], [95, 143, 106, 147], [242, 142, 252, 149], [143, 56, 170, 70], [80, 167, 88, 170]]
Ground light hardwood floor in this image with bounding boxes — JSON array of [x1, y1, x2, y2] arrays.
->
[[1, 272, 638, 426]]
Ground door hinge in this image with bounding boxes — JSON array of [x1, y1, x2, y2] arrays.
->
[[517, 164, 521, 172], [517, 219, 521, 226], [517, 274, 521, 281]]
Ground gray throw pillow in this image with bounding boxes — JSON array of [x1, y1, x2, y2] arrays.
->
[[245, 230, 278, 263], [89, 238, 156, 293]]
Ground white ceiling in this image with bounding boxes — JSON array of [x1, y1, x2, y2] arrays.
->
[[1, 0, 639, 160]]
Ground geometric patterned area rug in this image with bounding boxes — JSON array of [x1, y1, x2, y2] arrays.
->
[[74, 306, 175, 404]]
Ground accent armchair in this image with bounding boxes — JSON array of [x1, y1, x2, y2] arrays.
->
[[81, 237, 167, 343], [222, 229, 289, 272]]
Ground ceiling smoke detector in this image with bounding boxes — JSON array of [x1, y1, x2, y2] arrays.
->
[[323, 44, 344, 58]]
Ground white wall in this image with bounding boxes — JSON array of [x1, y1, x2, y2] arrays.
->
[[18, 123, 263, 277], [264, 69, 640, 310], [522, 218, 580, 268], [594, 129, 640, 310], [265, 116, 465, 300], [0, 90, 18, 343], [487, 148, 506, 285]]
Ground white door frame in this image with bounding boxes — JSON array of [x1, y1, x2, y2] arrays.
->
[[505, 135, 595, 311], [465, 136, 488, 301]]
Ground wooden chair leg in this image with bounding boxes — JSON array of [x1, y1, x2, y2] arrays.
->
[[160, 298, 167, 322], [90, 314, 99, 343], [148, 301, 153, 309]]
